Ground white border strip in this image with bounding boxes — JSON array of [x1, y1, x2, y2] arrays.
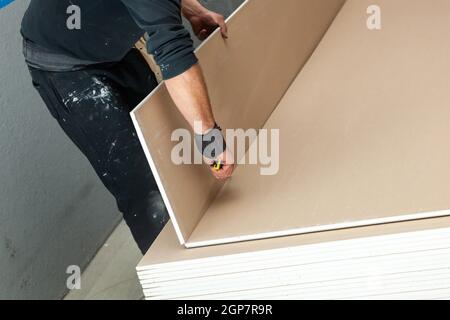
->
[[130, 111, 186, 245], [137, 226, 450, 273], [185, 209, 450, 248]]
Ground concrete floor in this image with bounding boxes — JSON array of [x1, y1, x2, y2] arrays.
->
[[65, 221, 143, 300]]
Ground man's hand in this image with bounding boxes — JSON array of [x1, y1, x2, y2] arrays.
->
[[205, 148, 235, 181], [182, 0, 228, 40]]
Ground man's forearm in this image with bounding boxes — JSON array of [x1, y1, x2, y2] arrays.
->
[[181, 0, 207, 19], [165, 63, 216, 134]]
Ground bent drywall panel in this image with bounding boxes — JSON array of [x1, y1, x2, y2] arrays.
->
[[186, 0, 450, 247], [132, 0, 450, 248], [131, 0, 346, 245]]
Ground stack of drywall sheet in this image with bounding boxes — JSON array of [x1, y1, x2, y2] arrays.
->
[[132, 0, 450, 299], [138, 219, 450, 300]]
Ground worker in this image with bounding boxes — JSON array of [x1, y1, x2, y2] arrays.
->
[[21, 0, 235, 254]]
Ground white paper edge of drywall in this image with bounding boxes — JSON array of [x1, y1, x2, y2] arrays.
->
[[141, 258, 450, 292], [146, 283, 450, 300], [143, 267, 450, 298], [130, 110, 186, 244], [141, 257, 450, 292], [142, 268, 450, 296], [146, 289, 450, 300], [136, 225, 450, 272], [185, 209, 450, 248], [137, 234, 450, 278], [139, 249, 450, 288], [130, 0, 251, 246]]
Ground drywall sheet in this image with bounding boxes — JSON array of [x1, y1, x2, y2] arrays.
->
[[138, 217, 450, 270], [147, 283, 450, 300], [138, 220, 450, 300], [186, 0, 450, 246], [131, 0, 346, 244]]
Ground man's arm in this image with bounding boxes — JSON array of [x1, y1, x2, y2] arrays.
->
[[165, 63, 235, 180], [121, 0, 234, 179], [165, 64, 215, 134], [181, 0, 228, 40], [122, 0, 197, 79]]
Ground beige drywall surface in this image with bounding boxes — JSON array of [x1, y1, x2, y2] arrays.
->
[[132, 0, 346, 244], [188, 0, 450, 246]]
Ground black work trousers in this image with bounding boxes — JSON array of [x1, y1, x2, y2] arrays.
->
[[28, 49, 169, 254]]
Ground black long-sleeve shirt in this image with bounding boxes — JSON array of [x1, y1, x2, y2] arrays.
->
[[21, 0, 197, 79]]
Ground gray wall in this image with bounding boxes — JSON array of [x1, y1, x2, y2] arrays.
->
[[201, 0, 245, 15], [0, 0, 243, 300], [0, 0, 121, 299]]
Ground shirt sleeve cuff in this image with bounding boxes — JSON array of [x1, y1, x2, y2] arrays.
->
[[159, 53, 199, 80]]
